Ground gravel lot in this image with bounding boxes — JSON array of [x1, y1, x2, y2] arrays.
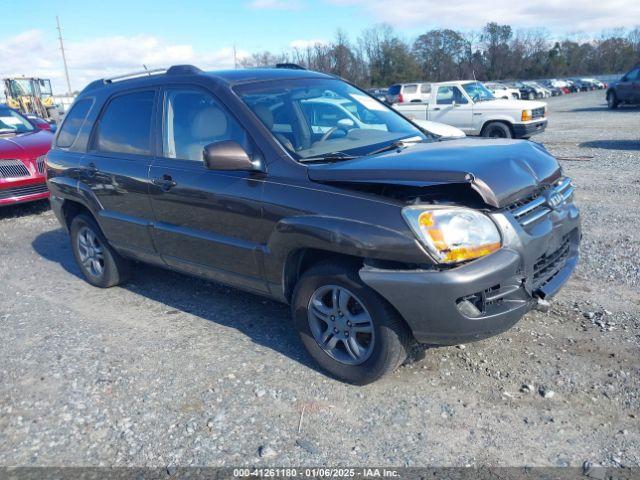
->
[[0, 90, 638, 469]]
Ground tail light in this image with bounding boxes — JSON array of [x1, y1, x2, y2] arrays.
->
[[398, 93, 404, 103]]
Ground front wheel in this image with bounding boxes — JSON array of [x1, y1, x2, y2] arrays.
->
[[292, 261, 411, 384], [607, 91, 618, 109], [482, 122, 513, 139]]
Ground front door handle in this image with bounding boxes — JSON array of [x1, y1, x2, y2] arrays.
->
[[86, 162, 98, 177], [432, 107, 440, 111], [152, 175, 177, 191]]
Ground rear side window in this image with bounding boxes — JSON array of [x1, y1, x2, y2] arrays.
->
[[419, 84, 431, 93], [94, 90, 154, 155], [56, 99, 92, 148], [403, 84, 418, 94]]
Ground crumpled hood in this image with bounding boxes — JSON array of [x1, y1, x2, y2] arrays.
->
[[307, 138, 562, 208]]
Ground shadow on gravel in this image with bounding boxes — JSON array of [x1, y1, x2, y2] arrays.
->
[[32, 229, 319, 374], [579, 140, 640, 151], [0, 199, 49, 220], [569, 105, 640, 112]]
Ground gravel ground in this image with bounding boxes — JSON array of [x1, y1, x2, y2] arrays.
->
[[0, 90, 638, 468]]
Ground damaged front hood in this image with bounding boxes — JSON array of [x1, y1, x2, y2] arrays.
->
[[306, 138, 562, 208]]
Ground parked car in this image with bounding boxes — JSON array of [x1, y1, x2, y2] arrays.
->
[[26, 114, 57, 132], [523, 82, 550, 99], [394, 81, 547, 139], [581, 78, 606, 90], [511, 81, 538, 100], [0, 104, 53, 206], [365, 88, 388, 102], [46, 65, 580, 384], [606, 66, 640, 109], [485, 82, 520, 99], [569, 79, 592, 91], [538, 81, 562, 96], [385, 83, 431, 104]]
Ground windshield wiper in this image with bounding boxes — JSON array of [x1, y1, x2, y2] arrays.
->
[[367, 137, 423, 156], [300, 151, 358, 163]]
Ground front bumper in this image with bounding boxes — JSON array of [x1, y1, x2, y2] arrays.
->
[[360, 198, 580, 345], [513, 119, 547, 138], [0, 179, 49, 206]]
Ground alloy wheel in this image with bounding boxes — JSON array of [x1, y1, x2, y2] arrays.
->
[[307, 285, 375, 365], [77, 226, 105, 278]]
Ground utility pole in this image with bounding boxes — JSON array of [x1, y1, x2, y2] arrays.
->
[[233, 45, 238, 69], [56, 16, 72, 95]]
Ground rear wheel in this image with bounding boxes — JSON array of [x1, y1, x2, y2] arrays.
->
[[607, 91, 618, 109], [482, 122, 512, 139], [292, 261, 411, 384], [70, 214, 130, 288]]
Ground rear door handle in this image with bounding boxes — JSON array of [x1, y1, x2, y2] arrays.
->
[[432, 107, 440, 111], [152, 174, 177, 191]]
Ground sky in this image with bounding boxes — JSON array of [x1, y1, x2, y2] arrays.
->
[[1, 0, 638, 93]]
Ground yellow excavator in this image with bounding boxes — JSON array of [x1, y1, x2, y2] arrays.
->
[[3, 77, 60, 122]]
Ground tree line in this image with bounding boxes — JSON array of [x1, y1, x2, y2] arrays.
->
[[240, 23, 640, 87]]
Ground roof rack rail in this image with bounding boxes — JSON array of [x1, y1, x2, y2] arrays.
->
[[166, 65, 202, 75], [275, 63, 306, 70], [103, 68, 167, 84]]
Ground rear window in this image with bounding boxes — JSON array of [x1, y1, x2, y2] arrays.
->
[[403, 84, 418, 94], [56, 99, 92, 148], [94, 90, 154, 155], [388, 85, 401, 95]]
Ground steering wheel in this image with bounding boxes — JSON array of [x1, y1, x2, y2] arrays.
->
[[319, 124, 349, 142]]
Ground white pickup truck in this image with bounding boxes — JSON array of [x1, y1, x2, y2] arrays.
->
[[394, 80, 548, 139]]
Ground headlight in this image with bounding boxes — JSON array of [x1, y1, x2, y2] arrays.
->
[[521, 109, 532, 121], [402, 206, 501, 264]]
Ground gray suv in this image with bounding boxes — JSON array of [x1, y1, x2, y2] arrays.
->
[[46, 65, 580, 384]]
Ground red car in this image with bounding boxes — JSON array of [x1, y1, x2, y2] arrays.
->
[[0, 105, 54, 206]]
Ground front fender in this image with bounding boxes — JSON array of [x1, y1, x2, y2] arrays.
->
[[262, 214, 432, 294]]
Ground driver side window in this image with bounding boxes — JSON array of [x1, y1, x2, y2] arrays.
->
[[436, 86, 468, 105], [163, 88, 250, 162]]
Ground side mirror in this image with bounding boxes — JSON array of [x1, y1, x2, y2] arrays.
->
[[337, 118, 355, 129], [203, 141, 259, 171]]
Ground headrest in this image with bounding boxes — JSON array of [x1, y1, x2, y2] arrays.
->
[[191, 107, 227, 140], [253, 104, 274, 129]]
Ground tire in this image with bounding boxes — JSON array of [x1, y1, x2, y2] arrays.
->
[[482, 122, 513, 139], [292, 261, 412, 385], [70, 213, 130, 288], [607, 91, 618, 109]]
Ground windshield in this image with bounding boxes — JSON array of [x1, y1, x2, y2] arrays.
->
[[462, 82, 495, 102], [235, 78, 426, 161], [0, 107, 35, 134]]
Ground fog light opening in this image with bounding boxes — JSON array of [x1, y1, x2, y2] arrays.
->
[[456, 298, 483, 318]]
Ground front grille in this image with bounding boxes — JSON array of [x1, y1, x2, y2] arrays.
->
[[532, 107, 545, 119], [533, 234, 571, 289], [0, 160, 30, 179], [0, 183, 48, 200], [36, 155, 46, 174], [508, 178, 574, 227]]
